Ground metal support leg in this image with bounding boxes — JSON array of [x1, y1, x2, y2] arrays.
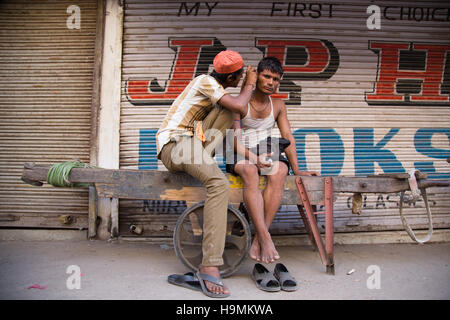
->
[[296, 176, 335, 275], [324, 177, 335, 275], [296, 177, 329, 268], [297, 204, 317, 250]]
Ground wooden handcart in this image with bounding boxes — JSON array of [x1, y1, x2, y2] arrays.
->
[[22, 163, 449, 276]]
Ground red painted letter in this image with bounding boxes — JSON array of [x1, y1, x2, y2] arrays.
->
[[366, 41, 450, 105], [126, 38, 217, 105], [256, 38, 339, 104]]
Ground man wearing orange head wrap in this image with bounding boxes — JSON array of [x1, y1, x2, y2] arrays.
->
[[157, 50, 257, 298]]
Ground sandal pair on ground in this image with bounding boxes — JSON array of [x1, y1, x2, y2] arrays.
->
[[252, 263, 298, 292], [168, 262, 297, 298]]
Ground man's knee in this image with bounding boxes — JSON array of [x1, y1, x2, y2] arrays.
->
[[159, 142, 177, 172], [268, 162, 288, 181], [236, 164, 260, 189], [239, 163, 258, 178]]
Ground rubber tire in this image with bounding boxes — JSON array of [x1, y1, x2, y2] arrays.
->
[[173, 201, 251, 278]]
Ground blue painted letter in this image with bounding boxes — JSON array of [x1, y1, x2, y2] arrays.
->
[[354, 128, 404, 176], [293, 128, 344, 176], [414, 128, 450, 179], [139, 129, 158, 170]]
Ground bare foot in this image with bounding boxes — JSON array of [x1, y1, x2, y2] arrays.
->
[[249, 236, 261, 261], [258, 235, 280, 264], [199, 266, 229, 296]]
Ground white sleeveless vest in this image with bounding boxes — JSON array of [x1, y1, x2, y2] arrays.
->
[[240, 96, 275, 148]]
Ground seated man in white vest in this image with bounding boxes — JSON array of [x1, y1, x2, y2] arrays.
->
[[225, 57, 319, 264]]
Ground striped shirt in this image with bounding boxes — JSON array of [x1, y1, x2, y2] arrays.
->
[[156, 74, 228, 157]]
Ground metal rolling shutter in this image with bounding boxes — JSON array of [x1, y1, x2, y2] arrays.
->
[[120, 0, 450, 238], [0, 0, 98, 229]]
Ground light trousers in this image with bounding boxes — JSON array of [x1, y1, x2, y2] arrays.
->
[[159, 106, 233, 266]]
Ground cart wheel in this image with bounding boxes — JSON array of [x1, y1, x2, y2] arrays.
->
[[173, 201, 251, 278]]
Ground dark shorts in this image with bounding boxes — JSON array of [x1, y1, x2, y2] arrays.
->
[[224, 138, 291, 175]]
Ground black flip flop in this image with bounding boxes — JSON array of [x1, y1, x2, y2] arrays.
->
[[196, 270, 230, 298], [167, 272, 201, 292], [252, 263, 281, 292], [274, 263, 298, 291]]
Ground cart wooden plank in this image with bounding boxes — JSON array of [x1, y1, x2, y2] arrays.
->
[[22, 163, 450, 205]]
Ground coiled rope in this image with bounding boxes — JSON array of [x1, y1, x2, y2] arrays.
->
[[46, 161, 93, 188]]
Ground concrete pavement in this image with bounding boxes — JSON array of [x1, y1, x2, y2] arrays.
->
[[0, 239, 449, 300]]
